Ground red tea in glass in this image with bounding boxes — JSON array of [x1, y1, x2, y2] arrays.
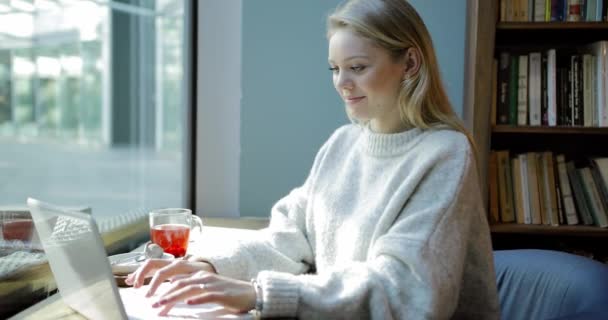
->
[[150, 224, 190, 257], [149, 208, 203, 258]]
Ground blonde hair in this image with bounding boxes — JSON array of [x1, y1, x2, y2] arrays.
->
[[327, 0, 477, 153]]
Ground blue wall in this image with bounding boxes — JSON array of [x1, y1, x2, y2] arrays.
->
[[408, 0, 467, 116], [239, 0, 467, 217]]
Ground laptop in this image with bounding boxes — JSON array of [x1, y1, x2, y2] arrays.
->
[[27, 198, 251, 320]]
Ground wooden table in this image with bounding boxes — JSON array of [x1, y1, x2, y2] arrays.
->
[[9, 222, 265, 319]]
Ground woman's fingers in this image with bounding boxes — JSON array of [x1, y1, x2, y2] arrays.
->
[[152, 282, 207, 308], [125, 259, 172, 288], [161, 271, 212, 297], [151, 273, 257, 315], [145, 261, 210, 297]]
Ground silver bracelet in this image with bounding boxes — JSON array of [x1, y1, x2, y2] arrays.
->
[[250, 278, 264, 315]]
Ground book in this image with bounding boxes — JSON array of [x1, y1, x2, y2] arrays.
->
[[520, 153, 532, 224], [536, 152, 549, 224], [497, 150, 516, 222], [509, 55, 520, 125], [589, 41, 608, 127], [529, 52, 542, 126], [586, 0, 598, 21], [526, 152, 543, 224], [512, 156, 526, 224], [497, 53, 511, 125], [567, 0, 583, 21], [556, 154, 579, 224], [583, 54, 594, 127], [579, 167, 608, 227], [543, 152, 560, 226], [566, 161, 594, 225], [534, 0, 547, 20], [590, 158, 608, 215], [571, 55, 583, 126], [551, 0, 566, 21], [518, 55, 529, 125], [541, 51, 549, 126], [547, 49, 558, 126]]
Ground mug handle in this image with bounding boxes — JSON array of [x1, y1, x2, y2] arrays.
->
[[190, 215, 204, 242]]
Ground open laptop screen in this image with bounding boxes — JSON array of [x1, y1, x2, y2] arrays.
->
[[28, 198, 127, 320]]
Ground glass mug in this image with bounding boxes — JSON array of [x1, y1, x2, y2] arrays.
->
[[149, 208, 203, 258]]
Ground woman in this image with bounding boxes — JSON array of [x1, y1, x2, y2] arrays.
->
[[127, 0, 499, 318]]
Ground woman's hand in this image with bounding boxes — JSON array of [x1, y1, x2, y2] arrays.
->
[[124, 259, 215, 296], [151, 271, 256, 316]]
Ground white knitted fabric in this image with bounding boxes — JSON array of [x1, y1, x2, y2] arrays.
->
[[197, 124, 500, 319]]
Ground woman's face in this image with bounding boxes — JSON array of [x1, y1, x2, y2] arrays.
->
[[328, 28, 407, 133]]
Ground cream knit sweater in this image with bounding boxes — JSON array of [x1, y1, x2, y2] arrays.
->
[[198, 124, 499, 319]]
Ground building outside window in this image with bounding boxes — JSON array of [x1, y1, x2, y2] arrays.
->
[[0, 1, 191, 316], [0, 0, 189, 219]]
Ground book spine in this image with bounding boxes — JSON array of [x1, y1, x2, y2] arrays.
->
[[500, 0, 508, 21], [566, 161, 594, 225], [509, 55, 520, 125], [545, 152, 560, 226], [520, 154, 532, 224], [535, 0, 547, 20], [595, 41, 608, 127], [512, 157, 525, 224], [518, 55, 529, 126], [536, 153, 550, 224], [568, 57, 574, 125], [547, 49, 557, 126], [580, 168, 608, 227], [498, 53, 511, 125], [527, 152, 543, 224], [586, 0, 597, 21], [498, 150, 516, 222], [590, 159, 608, 216], [583, 54, 593, 127], [567, 0, 583, 21], [529, 52, 542, 126], [556, 155, 579, 224], [575, 55, 584, 126], [551, 0, 565, 21], [541, 52, 549, 126]]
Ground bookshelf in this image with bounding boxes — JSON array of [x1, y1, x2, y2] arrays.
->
[[485, 1, 608, 263]]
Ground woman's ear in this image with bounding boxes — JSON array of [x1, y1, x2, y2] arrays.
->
[[403, 47, 421, 80]]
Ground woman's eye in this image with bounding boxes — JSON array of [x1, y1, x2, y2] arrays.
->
[[351, 65, 366, 72], [328, 66, 339, 73]]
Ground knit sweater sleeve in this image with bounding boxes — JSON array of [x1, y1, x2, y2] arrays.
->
[[258, 144, 486, 319]]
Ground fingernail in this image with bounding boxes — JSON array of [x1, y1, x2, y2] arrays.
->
[[145, 291, 152, 298]]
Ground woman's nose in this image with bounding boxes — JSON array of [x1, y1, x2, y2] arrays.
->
[[335, 73, 353, 91]]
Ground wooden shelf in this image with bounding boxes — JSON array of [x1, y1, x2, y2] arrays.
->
[[492, 125, 608, 134], [497, 22, 608, 30], [495, 22, 608, 47], [491, 223, 608, 237]]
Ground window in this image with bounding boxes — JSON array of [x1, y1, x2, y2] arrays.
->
[[0, 0, 191, 221]]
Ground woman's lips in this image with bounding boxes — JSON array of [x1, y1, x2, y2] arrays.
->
[[345, 96, 365, 104]]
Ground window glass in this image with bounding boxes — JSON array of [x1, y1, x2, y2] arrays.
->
[[0, 0, 189, 220]]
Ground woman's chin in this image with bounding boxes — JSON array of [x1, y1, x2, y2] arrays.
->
[[345, 106, 370, 123]]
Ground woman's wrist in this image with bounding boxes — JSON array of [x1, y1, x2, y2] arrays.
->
[[186, 256, 218, 273], [250, 278, 264, 318]]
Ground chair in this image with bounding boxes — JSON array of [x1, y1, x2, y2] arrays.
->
[[494, 249, 608, 320]]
